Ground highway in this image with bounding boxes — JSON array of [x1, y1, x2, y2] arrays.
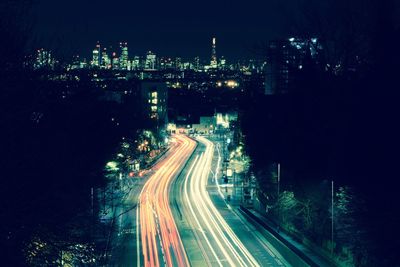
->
[[137, 134, 196, 267], [174, 136, 289, 267]]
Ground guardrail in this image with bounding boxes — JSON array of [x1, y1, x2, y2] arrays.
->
[[239, 205, 320, 267]]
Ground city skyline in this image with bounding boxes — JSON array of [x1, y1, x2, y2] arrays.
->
[[88, 37, 222, 70], [34, 36, 272, 71], [38, 36, 259, 66]]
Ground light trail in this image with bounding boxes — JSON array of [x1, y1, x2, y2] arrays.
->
[[184, 155, 223, 266], [137, 134, 196, 267], [215, 143, 225, 200], [183, 136, 260, 267]]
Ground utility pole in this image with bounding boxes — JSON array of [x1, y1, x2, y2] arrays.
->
[[233, 171, 236, 203], [277, 163, 280, 200], [91, 187, 94, 216], [223, 129, 229, 194], [277, 163, 281, 231], [91, 187, 94, 240], [331, 180, 334, 255]]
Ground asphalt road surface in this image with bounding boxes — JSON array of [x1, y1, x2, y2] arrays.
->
[[173, 136, 290, 267], [137, 134, 196, 267]]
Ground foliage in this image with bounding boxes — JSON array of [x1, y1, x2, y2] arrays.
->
[[0, 76, 148, 265], [334, 186, 368, 265]]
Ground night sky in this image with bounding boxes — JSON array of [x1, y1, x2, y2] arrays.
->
[[32, 0, 290, 60]]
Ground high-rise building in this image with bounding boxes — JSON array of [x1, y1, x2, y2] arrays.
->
[[264, 38, 322, 95], [91, 42, 100, 67], [119, 42, 129, 70], [80, 58, 88, 69], [175, 57, 182, 71], [210, 37, 217, 68], [159, 57, 166, 70], [132, 56, 140, 70], [145, 51, 157, 70], [194, 56, 200, 71], [160, 57, 174, 70], [34, 48, 56, 70], [183, 62, 191, 70], [112, 52, 119, 70], [101, 48, 111, 69], [139, 81, 168, 125], [166, 58, 174, 69], [219, 56, 226, 70], [70, 55, 81, 70]]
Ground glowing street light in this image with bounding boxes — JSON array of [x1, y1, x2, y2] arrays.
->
[[106, 161, 119, 171]]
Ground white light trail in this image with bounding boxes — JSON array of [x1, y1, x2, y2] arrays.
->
[[184, 136, 260, 267]]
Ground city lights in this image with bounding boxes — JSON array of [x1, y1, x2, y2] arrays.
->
[[4, 0, 395, 266]]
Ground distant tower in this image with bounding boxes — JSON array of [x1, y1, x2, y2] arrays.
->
[[119, 42, 128, 70], [112, 52, 119, 70], [34, 48, 55, 70], [132, 56, 140, 70], [92, 42, 100, 67], [194, 56, 200, 71], [175, 57, 181, 70], [219, 56, 226, 70], [210, 37, 217, 68], [145, 51, 157, 70], [101, 48, 110, 69]]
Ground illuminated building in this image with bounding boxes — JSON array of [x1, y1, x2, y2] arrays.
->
[[165, 58, 174, 69], [159, 57, 166, 70], [192, 116, 216, 134], [132, 56, 140, 70], [210, 37, 217, 68], [69, 55, 88, 70], [34, 48, 56, 70], [160, 57, 174, 70], [175, 57, 181, 71], [119, 42, 129, 70], [91, 42, 100, 67], [140, 81, 168, 125], [70, 55, 80, 70], [80, 58, 88, 69], [101, 48, 111, 69], [219, 56, 226, 70], [145, 51, 156, 70], [265, 38, 322, 95], [112, 52, 119, 70], [194, 56, 200, 71]]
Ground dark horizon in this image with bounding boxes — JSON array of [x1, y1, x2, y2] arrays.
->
[[32, 0, 292, 60], [31, 0, 400, 61]]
